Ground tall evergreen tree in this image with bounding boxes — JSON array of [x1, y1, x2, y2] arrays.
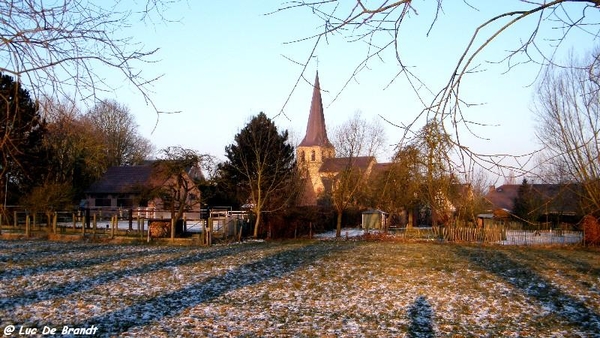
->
[[513, 178, 541, 226], [0, 73, 48, 205], [220, 112, 297, 238]]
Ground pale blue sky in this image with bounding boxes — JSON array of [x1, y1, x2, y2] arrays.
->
[[98, 1, 598, 179]]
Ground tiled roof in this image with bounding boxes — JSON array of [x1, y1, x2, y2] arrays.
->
[[320, 156, 375, 173], [86, 164, 165, 194], [298, 72, 334, 148], [485, 183, 582, 214]]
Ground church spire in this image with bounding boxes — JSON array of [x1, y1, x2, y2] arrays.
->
[[299, 71, 333, 147]]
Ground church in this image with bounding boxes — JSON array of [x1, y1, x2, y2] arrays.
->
[[296, 72, 377, 206]]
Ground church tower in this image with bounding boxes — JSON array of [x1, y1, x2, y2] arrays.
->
[[297, 72, 335, 205]]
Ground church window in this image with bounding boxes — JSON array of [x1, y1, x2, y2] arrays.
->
[[311, 150, 316, 161]]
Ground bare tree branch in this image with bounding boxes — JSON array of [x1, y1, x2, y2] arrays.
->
[[275, 0, 600, 177], [0, 0, 179, 112]]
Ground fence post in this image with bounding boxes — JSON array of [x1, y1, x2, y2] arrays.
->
[[14, 211, 17, 227], [208, 217, 213, 246], [171, 218, 175, 243], [128, 209, 133, 231], [202, 219, 207, 245], [25, 214, 30, 237], [52, 212, 57, 234], [72, 213, 76, 230], [82, 215, 86, 236], [111, 215, 116, 239], [93, 213, 97, 238], [234, 218, 237, 240], [139, 218, 143, 240]]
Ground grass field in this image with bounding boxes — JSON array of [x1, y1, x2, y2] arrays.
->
[[1, 239, 599, 337]]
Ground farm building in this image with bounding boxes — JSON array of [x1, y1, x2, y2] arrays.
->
[[84, 161, 202, 213]]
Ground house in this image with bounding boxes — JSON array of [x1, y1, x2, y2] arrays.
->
[[484, 183, 582, 224], [84, 161, 202, 214]]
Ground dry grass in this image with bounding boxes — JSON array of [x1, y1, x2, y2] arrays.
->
[[1, 239, 599, 337]]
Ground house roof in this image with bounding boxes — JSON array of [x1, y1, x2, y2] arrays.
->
[[86, 164, 166, 194], [485, 183, 582, 214], [320, 156, 375, 173], [298, 72, 334, 148]]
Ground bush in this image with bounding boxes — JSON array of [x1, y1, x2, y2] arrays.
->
[[264, 206, 335, 239], [582, 215, 600, 246]]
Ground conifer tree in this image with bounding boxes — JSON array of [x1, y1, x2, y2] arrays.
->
[[221, 113, 297, 238]]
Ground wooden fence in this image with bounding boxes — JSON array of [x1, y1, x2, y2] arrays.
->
[[0, 208, 250, 245], [432, 226, 504, 243]]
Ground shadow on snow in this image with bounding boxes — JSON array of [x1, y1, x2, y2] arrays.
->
[[72, 242, 348, 336], [0, 241, 179, 282], [455, 246, 600, 334], [0, 243, 266, 311], [407, 295, 435, 338]]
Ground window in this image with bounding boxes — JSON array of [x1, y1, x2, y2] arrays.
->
[[95, 198, 112, 207], [117, 198, 133, 208], [311, 150, 316, 161]]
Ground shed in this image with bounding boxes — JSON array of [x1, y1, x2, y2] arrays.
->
[[362, 209, 388, 230]]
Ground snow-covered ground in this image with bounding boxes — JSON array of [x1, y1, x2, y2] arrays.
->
[[1, 239, 598, 337]]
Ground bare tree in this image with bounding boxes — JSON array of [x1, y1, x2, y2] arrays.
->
[[408, 120, 456, 226], [0, 0, 179, 108], [155, 147, 204, 241], [85, 99, 154, 167], [365, 145, 421, 227], [275, 1, 600, 173], [327, 113, 383, 236], [40, 99, 107, 197], [534, 50, 600, 215], [333, 111, 386, 159]]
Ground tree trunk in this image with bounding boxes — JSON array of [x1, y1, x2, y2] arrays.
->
[[170, 218, 176, 242], [336, 211, 342, 238], [253, 211, 261, 238]]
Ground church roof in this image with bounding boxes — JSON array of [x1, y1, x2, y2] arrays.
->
[[298, 72, 334, 148], [320, 156, 375, 173]]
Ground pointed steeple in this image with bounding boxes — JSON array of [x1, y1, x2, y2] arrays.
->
[[299, 72, 333, 147]]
